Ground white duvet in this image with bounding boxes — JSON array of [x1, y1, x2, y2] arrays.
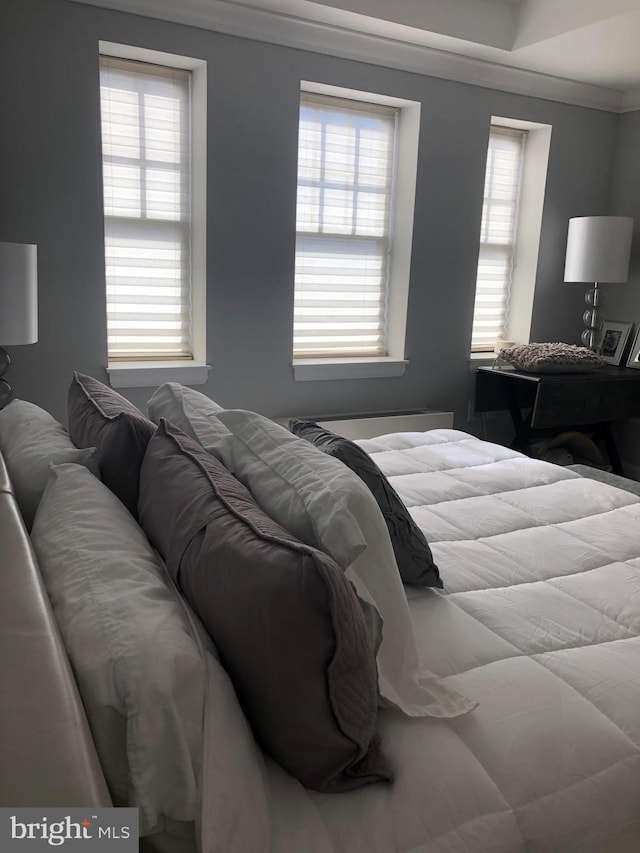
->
[[263, 430, 640, 853]]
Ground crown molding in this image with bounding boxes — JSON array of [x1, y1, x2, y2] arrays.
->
[[69, 0, 625, 112], [621, 88, 640, 113]]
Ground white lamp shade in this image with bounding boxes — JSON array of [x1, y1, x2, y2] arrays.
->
[[0, 242, 38, 345], [564, 216, 634, 283]]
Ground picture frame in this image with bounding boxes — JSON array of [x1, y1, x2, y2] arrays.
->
[[600, 320, 633, 365], [626, 325, 640, 369]]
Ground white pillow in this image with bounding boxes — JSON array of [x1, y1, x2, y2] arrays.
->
[[31, 463, 271, 851], [0, 398, 98, 529], [147, 383, 231, 458], [216, 409, 475, 719]]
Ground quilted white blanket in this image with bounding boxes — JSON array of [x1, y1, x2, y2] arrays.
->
[[265, 430, 640, 853]]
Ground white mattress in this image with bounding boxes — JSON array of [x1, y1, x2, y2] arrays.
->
[[265, 430, 640, 853]]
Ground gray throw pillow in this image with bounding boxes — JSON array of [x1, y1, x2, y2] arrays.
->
[[68, 372, 155, 517], [138, 419, 393, 793], [290, 420, 442, 587]]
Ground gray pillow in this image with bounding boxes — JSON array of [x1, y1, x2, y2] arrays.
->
[[138, 420, 393, 793], [290, 420, 442, 587], [68, 372, 155, 517], [0, 398, 98, 529]]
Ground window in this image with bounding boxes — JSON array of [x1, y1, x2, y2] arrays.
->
[[293, 93, 398, 359], [99, 56, 193, 361], [471, 125, 526, 352]]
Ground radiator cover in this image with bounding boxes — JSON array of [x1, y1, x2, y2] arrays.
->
[[281, 409, 453, 441]]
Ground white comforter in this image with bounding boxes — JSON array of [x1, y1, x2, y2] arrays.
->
[[265, 430, 640, 853]]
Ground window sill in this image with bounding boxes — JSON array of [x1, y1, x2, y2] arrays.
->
[[107, 361, 210, 389], [293, 357, 408, 382]]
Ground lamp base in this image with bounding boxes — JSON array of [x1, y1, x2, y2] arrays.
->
[[581, 283, 604, 351], [0, 347, 12, 409]]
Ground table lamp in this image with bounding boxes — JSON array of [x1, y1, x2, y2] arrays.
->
[[0, 242, 38, 407], [564, 216, 633, 350]]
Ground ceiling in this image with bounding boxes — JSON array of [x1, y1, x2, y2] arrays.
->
[[70, 0, 640, 111]]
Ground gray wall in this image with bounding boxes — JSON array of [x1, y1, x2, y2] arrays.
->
[[0, 0, 619, 427], [608, 109, 640, 321], [606, 111, 640, 473]]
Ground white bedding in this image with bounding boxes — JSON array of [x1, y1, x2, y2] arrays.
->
[[264, 430, 640, 853]]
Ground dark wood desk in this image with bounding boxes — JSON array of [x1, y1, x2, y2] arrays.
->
[[474, 365, 640, 475]]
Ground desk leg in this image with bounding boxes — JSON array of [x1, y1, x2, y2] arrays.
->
[[601, 423, 624, 476], [505, 384, 533, 455]]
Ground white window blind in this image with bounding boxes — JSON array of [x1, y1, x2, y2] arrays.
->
[[294, 93, 397, 358], [471, 125, 526, 352], [100, 56, 193, 361]]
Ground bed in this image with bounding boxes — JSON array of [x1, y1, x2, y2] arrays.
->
[[284, 429, 640, 853], [2, 382, 640, 853]]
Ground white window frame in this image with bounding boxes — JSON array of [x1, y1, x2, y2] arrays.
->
[[470, 116, 552, 361], [99, 42, 209, 388], [293, 82, 420, 382]]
